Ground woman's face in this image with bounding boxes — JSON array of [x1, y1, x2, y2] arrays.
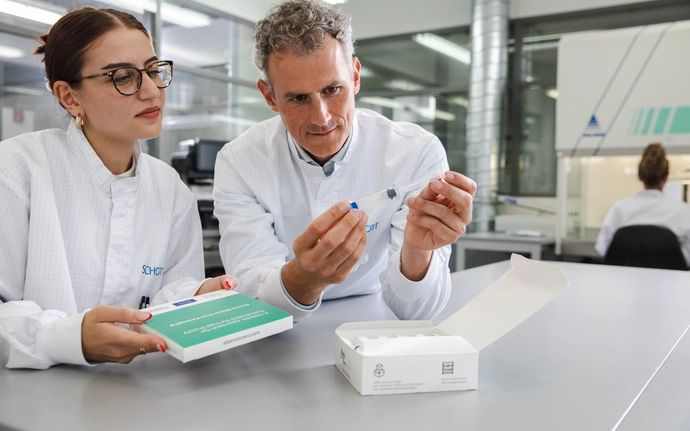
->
[[72, 27, 166, 148]]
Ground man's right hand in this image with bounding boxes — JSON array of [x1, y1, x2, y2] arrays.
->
[[281, 200, 368, 306], [82, 305, 166, 364]]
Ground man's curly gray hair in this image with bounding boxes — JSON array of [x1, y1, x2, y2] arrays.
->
[[252, 0, 355, 88]]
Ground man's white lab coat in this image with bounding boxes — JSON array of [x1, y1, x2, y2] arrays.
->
[[214, 109, 452, 322]]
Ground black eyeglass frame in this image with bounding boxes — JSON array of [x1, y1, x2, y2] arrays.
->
[[70, 60, 174, 96]]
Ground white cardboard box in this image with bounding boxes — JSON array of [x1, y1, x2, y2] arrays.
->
[[334, 254, 568, 395]]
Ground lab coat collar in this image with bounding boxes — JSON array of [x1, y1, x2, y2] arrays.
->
[[66, 118, 141, 195], [287, 118, 358, 177], [635, 189, 665, 198], [110, 143, 142, 198], [132, 140, 142, 176], [343, 114, 360, 166]]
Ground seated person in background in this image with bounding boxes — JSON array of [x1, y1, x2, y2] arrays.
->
[[213, 0, 476, 322], [0, 7, 237, 370], [595, 142, 690, 265]]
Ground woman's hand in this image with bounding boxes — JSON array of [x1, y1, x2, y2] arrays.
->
[[195, 275, 238, 295], [81, 276, 238, 364], [81, 305, 166, 364]]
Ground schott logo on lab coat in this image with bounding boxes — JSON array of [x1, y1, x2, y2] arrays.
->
[[366, 222, 379, 233], [142, 265, 164, 276]]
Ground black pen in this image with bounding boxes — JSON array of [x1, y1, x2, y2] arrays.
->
[[139, 296, 146, 310], [144, 296, 150, 308]]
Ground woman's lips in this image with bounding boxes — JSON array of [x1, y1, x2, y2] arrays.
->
[[137, 107, 160, 118]]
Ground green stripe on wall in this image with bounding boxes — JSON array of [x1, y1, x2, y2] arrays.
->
[[669, 107, 690, 134], [629, 108, 642, 135], [653, 107, 671, 134], [641, 108, 656, 135], [634, 108, 645, 135]]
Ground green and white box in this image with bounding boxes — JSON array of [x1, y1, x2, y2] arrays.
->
[[335, 255, 569, 395], [134, 290, 293, 363]]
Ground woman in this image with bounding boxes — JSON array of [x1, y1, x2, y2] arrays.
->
[[0, 7, 236, 369], [595, 143, 690, 264]]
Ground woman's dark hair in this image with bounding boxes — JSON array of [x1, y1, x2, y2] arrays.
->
[[35, 7, 149, 91], [638, 142, 669, 188]]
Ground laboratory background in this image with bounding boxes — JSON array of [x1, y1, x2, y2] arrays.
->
[[0, 0, 689, 271], [3, 1, 690, 430]]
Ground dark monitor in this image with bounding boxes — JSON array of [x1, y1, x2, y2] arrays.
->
[[171, 138, 227, 184], [194, 140, 226, 173]]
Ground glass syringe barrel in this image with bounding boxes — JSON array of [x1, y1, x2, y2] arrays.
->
[[349, 172, 444, 213], [397, 172, 444, 196], [349, 186, 399, 211]]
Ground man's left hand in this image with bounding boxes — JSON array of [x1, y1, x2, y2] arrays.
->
[[401, 171, 476, 280]]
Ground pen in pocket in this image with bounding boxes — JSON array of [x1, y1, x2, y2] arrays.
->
[[138, 296, 150, 310]]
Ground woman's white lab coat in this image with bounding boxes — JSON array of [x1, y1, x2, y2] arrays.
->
[[0, 120, 205, 369], [595, 189, 690, 264]]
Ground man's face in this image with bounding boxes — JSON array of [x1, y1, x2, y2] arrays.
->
[[257, 36, 361, 165]]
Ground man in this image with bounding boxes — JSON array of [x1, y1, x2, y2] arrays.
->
[[213, 0, 475, 322]]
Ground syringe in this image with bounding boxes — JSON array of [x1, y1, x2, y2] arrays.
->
[[349, 172, 444, 213]]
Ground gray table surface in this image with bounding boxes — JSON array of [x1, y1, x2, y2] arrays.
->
[[2, 261, 690, 431], [614, 321, 690, 430]]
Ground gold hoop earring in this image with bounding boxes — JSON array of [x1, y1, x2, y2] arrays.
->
[[75, 115, 84, 130]]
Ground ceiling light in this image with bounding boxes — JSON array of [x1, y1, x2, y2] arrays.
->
[[236, 97, 264, 105], [359, 97, 404, 110], [417, 108, 456, 122], [359, 97, 456, 122], [523, 33, 567, 43], [412, 33, 471, 64], [416, 96, 456, 122], [4, 85, 46, 96], [546, 88, 559, 99], [160, 3, 211, 28], [0, 44, 23, 59], [384, 79, 424, 92], [523, 41, 560, 52], [359, 66, 375, 78], [0, 0, 64, 25], [450, 96, 468, 108], [97, 0, 211, 28], [163, 114, 256, 130]]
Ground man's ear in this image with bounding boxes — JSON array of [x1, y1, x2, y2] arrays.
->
[[352, 57, 361, 96], [257, 79, 279, 113], [53, 81, 83, 118]]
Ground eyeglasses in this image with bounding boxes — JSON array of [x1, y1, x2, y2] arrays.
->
[[72, 60, 173, 96]]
